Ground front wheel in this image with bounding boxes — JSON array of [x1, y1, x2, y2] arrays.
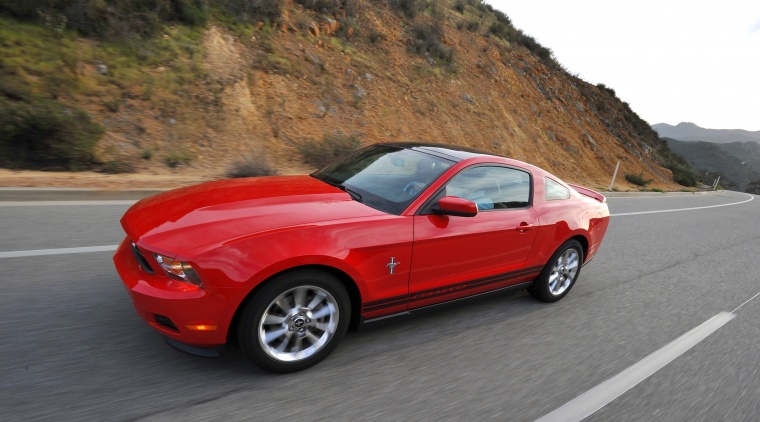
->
[[528, 240, 583, 303], [238, 270, 350, 373]]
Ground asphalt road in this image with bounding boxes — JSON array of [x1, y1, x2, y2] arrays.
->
[[1, 191, 759, 421]]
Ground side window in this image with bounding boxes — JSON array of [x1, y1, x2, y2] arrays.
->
[[545, 177, 571, 200], [445, 166, 531, 210]]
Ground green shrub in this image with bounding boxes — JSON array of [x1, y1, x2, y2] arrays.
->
[[488, 21, 510, 38], [388, 0, 425, 18], [667, 162, 698, 187], [216, 0, 283, 25], [368, 29, 384, 43], [491, 7, 511, 25], [408, 23, 454, 69], [453, 0, 465, 13], [466, 21, 480, 32], [745, 180, 760, 195], [295, 0, 342, 15], [514, 31, 553, 63], [625, 172, 653, 187], [100, 160, 136, 174], [298, 131, 361, 168], [0, 97, 103, 170], [596, 83, 616, 97], [227, 155, 278, 178], [165, 150, 194, 167], [170, 0, 211, 26], [0, 0, 285, 37]]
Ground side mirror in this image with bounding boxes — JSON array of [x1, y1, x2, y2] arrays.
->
[[433, 196, 478, 217]]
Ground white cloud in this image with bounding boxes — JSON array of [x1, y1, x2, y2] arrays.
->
[[751, 18, 760, 33]]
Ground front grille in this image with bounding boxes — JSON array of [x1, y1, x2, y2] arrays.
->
[[131, 242, 155, 274], [154, 314, 179, 332]]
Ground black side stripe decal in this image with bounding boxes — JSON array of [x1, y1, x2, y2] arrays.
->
[[363, 265, 543, 313]]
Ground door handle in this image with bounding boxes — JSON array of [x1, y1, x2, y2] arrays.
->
[[515, 223, 534, 232]]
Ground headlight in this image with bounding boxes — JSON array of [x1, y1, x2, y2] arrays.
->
[[153, 254, 203, 287]]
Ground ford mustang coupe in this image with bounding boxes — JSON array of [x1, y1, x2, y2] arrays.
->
[[114, 143, 610, 372]]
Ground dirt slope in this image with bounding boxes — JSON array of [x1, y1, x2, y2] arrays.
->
[[1, 1, 680, 191]]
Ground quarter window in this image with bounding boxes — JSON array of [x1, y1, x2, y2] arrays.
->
[[545, 178, 570, 200]]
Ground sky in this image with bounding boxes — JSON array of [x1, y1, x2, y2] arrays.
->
[[487, 0, 760, 131]]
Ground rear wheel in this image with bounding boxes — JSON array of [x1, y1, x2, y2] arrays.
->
[[528, 240, 583, 303], [238, 270, 350, 373]]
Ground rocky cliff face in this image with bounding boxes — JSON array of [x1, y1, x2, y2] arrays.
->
[[68, 1, 680, 190]]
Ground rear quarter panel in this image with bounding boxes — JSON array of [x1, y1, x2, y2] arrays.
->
[[526, 174, 610, 268]]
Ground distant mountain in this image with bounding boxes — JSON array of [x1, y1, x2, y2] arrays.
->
[[652, 122, 760, 144], [665, 138, 760, 189]]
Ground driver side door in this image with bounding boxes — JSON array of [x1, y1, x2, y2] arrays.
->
[[408, 165, 541, 309]]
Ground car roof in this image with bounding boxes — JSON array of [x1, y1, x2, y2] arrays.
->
[[382, 142, 500, 162]]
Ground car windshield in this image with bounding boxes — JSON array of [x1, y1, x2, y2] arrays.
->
[[312, 144, 454, 215]]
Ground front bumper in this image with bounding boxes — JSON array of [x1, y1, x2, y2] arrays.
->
[[113, 238, 233, 347]]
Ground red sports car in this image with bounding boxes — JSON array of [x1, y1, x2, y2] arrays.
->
[[114, 143, 610, 372]]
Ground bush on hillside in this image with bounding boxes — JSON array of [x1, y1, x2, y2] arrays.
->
[[596, 83, 616, 97], [514, 31, 553, 63], [295, 0, 343, 15], [298, 131, 361, 168], [388, 0, 425, 18], [408, 23, 454, 68], [0, 0, 284, 38], [745, 180, 760, 195], [625, 172, 653, 187], [652, 137, 699, 187], [0, 97, 103, 170], [227, 155, 278, 178], [465, 21, 480, 32]]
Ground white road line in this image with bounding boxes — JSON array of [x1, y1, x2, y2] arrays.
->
[[0, 245, 118, 259], [0, 200, 138, 207], [732, 289, 760, 314], [611, 193, 754, 216], [534, 312, 736, 422]]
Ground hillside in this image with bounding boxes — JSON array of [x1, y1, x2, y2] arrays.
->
[[0, 0, 690, 191], [665, 138, 760, 190], [653, 122, 760, 144]]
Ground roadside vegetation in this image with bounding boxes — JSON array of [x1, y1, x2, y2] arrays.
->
[[624, 172, 653, 187], [745, 180, 760, 195], [298, 131, 361, 168], [227, 155, 278, 178]]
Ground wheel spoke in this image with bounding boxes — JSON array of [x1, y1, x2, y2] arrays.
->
[[314, 321, 330, 332], [548, 272, 559, 292], [292, 336, 303, 353], [263, 327, 288, 344], [311, 303, 334, 320], [263, 314, 286, 325], [307, 291, 326, 309], [275, 298, 293, 314], [293, 288, 307, 308], [275, 336, 290, 353], [304, 330, 321, 344]]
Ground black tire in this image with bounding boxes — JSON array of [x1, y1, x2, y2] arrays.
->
[[528, 240, 584, 303], [237, 270, 351, 373]]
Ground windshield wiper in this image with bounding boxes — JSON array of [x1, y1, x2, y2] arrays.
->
[[338, 184, 363, 203]]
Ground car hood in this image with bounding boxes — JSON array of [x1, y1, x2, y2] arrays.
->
[[121, 175, 385, 257]]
